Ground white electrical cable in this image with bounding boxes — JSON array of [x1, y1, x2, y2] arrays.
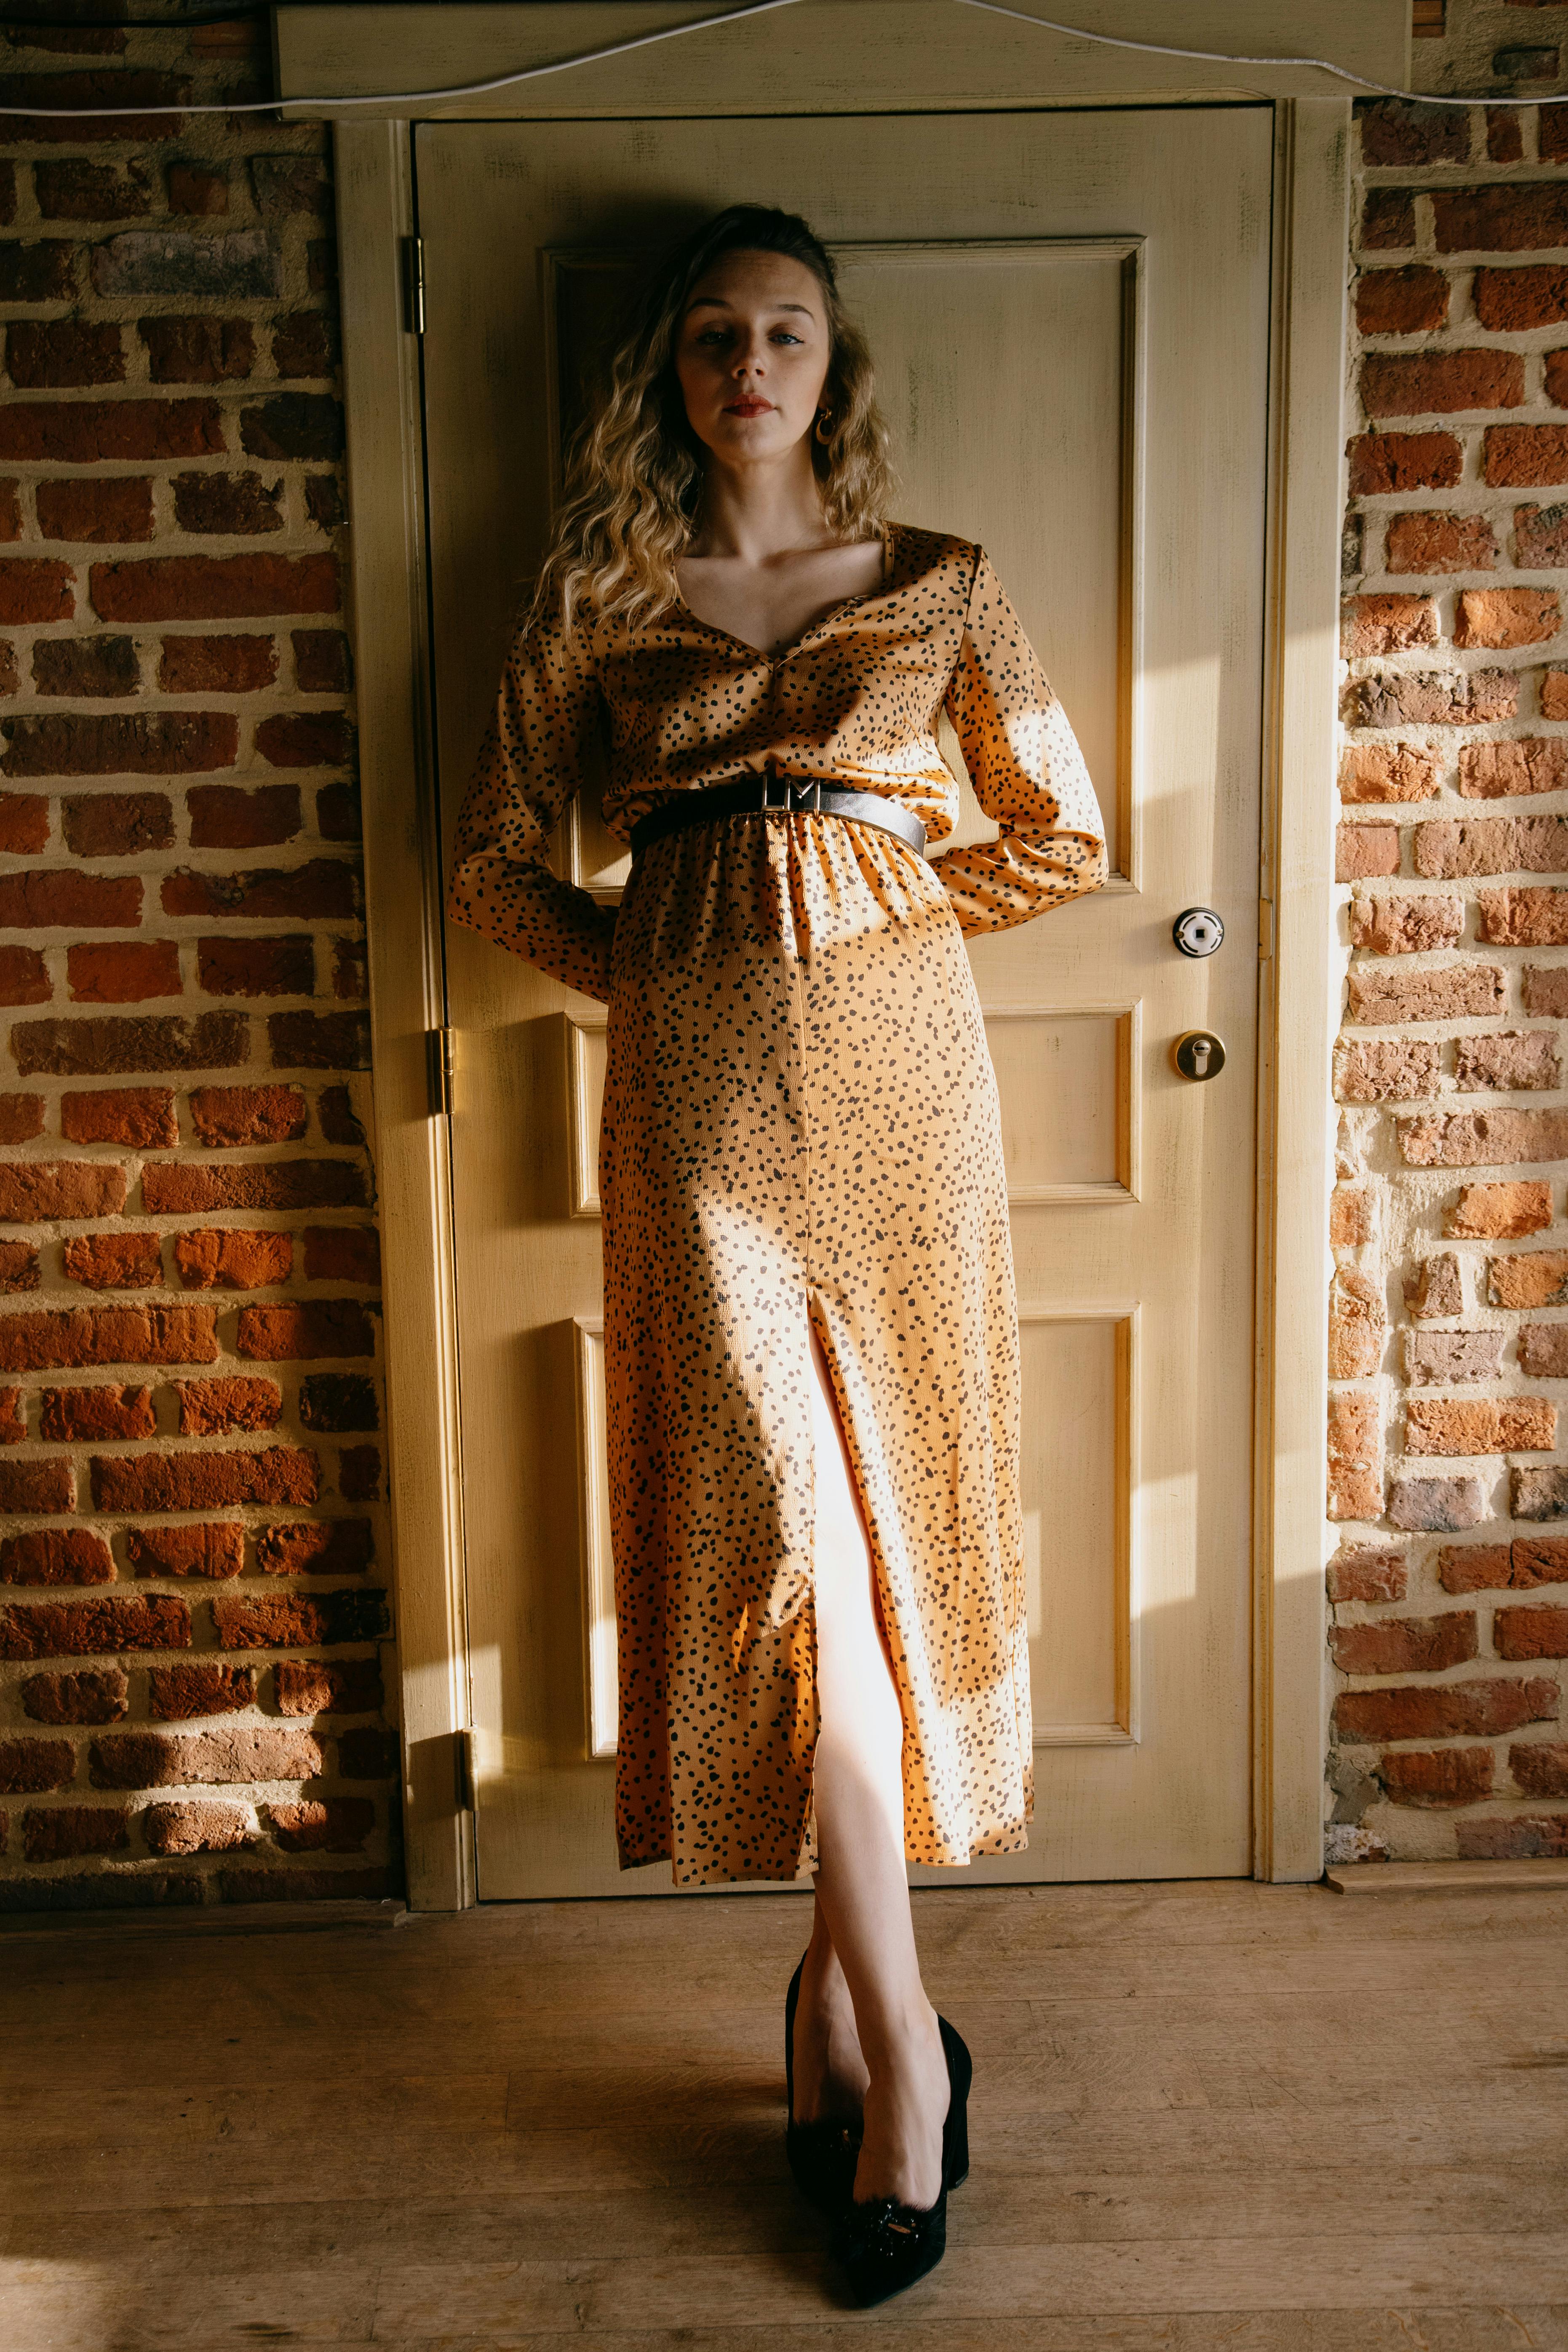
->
[[0, 0, 1558, 118]]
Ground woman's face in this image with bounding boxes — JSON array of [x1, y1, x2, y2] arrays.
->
[[673, 248, 832, 469]]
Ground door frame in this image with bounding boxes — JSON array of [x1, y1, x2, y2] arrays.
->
[[304, 1, 1384, 1908]]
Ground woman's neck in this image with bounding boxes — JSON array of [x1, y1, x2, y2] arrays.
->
[[687, 449, 836, 564]]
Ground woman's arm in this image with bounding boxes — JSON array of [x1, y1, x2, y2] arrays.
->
[[446, 607, 620, 1003], [931, 547, 1108, 932]]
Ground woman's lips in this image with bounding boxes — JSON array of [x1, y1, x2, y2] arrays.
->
[[724, 398, 773, 416]]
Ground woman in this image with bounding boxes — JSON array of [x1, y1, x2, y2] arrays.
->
[[447, 203, 1107, 2304]]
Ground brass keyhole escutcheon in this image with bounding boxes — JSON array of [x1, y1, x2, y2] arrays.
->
[[1173, 1029, 1226, 1081]]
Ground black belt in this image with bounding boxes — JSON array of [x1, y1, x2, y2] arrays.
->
[[628, 767, 927, 864]]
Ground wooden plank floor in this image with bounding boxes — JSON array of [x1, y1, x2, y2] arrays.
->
[[4, 1878, 1568, 2349]]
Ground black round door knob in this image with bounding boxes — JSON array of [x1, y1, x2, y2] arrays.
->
[[1173, 906, 1225, 957], [1173, 1030, 1227, 1081]]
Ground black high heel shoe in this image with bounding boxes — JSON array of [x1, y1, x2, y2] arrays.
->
[[784, 1954, 863, 2216], [830, 2013, 971, 2308]]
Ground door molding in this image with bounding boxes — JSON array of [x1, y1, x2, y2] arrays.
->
[[326, 11, 1363, 1908]]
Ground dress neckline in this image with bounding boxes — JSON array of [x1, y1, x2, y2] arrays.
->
[[671, 520, 898, 663]]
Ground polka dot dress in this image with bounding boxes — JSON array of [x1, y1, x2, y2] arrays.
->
[[448, 526, 1107, 1885]]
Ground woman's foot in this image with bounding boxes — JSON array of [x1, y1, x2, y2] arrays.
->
[[852, 2000, 949, 2210], [791, 1935, 870, 2127]]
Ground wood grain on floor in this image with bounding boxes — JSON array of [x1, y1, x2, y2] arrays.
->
[[3, 1879, 1566, 2348]]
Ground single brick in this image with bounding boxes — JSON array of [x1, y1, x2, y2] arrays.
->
[[146, 1662, 254, 1720], [337, 1448, 380, 1503], [60, 1235, 163, 1296], [1454, 1031, 1561, 1092], [1346, 431, 1462, 496], [317, 1088, 362, 1147], [1511, 1743, 1568, 1799], [0, 1387, 21, 1443], [0, 946, 52, 1004], [1461, 742, 1568, 799], [0, 559, 75, 626], [1512, 1466, 1568, 1521], [274, 1657, 381, 1715], [1380, 1747, 1493, 1807], [1404, 1331, 1505, 1386], [0, 1162, 127, 1223], [35, 476, 154, 544], [90, 1447, 318, 1513], [0, 242, 76, 304], [1405, 1253, 1464, 1318], [292, 630, 350, 693], [187, 784, 300, 850], [158, 633, 276, 694], [2, 713, 235, 781], [1326, 1543, 1407, 1604], [1329, 1611, 1479, 1674], [197, 935, 312, 999], [1362, 189, 1416, 249], [1338, 1677, 1556, 1743], [337, 1727, 397, 1781], [1525, 966, 1568, 1013], [1406, 1397, 1556, 1455], [35, 160, 155, 223], [21, 1804, 128, 1863], [0, 793, 49, 854], [90, 553, 338, 623], [1360, 97, 1468, 169], [302, 1228, 378, 1287], [1477, 887, 1568, 945], [0, 869, 141, 928], [1349, 893, 1462, 954], [331, 940, 366, 1000], [305, 474, 345, 529], [1514, 502, 1568, 566], [88, 1724, 321, 1789], [126, 1523, 243, 1580], [0, 1594, 189, 1660], [1328, 1390, 1381, 1523], [67, 943, 181, 1006], [171, 470, 282, 536], [299, 1374, 378, 1433], [1475, 262, 1568, 331], [1354, 265, 1450, 337], [1402, 1108, 1568, 1169], [188, 1084, 306, 1147], [1495, 1603, 1568, 1659], [0, 1737, 75, 1793], [161, 859, 356, 922], [1349, 670, 1515, 727], [0, 400, 221, 468], [174, 1375, 281, 1435], [1544, 669, 1568, 719], [32, 633, 139, 697], [143, 1799, 253, 1855], [172, 1229, 292, 1291], [1386, 513, 1503, 577], [1362, 350, 1524, 415], [61, 792, 173, 861], [1456, 587, 1561, 647], [0, 1529, 113, 1587], [1487, 1248, 1568, 1308], [40, 1384, 154, 1443], [1386, 1476, 1487, 1532], [254, 712, 353, 769], [62, 1087, 177, 1150], [138, 314, 253, 382], [0, 1237, 40, 1289], [1431, 184, 1568, 253], [272, 313, 338, 380], [250, 157, 331, 218], [268, 1012, 370, 1072], [0, 1458, 75, 1513], [1520, 1324, 1568, 1377], [0, 1304, 217, 1374], [1333, 1038, 1440, 1104], [239, 393, 343, 462], [144, 1162, 365, 1213], [1420, 814, 1568, 879], [1549, 352, 1568, 413], [0, 1104, 44, 1152], [1435, 1545, 1514, 1594], [255, 1519, 371, 1577], [91, 230, 280, 301], [236, 1301, 374, 1361], [1458, 1813, 1568, 1859], [20, 1667, 128, 1725], [268, 1796, 374, 1853], [1484, 426, 1568, 489], [13, 1014, 246, 1080], [1347, 964, 1505, 1023], [1336, 823, 1400, 882]]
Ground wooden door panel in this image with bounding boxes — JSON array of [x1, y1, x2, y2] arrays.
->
[[418, 106, 1271, 1896]]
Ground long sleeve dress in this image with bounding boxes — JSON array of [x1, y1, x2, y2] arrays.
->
[[447, 523, 1107, 1887]]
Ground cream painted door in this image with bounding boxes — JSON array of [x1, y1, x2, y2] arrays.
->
[[418, 107, 1271, 1899]]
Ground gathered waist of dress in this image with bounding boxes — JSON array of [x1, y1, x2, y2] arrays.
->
[[627, 765, 930, 866]]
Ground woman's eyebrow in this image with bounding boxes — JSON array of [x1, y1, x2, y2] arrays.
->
[[684, 296, 817, 316]]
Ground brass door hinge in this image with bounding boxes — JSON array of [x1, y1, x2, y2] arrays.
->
[[455, 1727, 476, 1812], [427, 1025, 456, 1118], [402, 235, 425, 335]]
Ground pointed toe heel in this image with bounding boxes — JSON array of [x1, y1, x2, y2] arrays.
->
[[784, 1955, 862, 2218], [831, 2010, 971, 2307]]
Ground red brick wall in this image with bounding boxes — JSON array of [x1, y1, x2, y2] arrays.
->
[[1332, 82, 1568, 1863], [0, 18, 397, 1908]]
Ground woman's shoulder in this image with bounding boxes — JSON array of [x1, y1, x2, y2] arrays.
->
[[887, 521, 986, 599]]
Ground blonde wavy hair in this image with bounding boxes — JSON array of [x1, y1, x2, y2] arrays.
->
[[530, 204, 894, 633]]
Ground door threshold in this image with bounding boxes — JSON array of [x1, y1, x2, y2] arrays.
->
[[1326, 1858, 1568, 1896]]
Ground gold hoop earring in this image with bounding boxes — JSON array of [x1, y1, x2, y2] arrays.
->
[[814, 408, 833, 445]]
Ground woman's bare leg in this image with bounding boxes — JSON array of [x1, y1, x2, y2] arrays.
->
[[795, 1317, 950, 2210]]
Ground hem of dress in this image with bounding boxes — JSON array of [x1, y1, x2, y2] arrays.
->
[[907, 1820, 1031, 1869]]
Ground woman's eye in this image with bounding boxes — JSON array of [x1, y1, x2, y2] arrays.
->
[[771, 331, 802, 345]]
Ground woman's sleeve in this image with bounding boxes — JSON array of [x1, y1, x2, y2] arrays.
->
[[931, 546, 1109, 933], [445, 605, 619, 1003]]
